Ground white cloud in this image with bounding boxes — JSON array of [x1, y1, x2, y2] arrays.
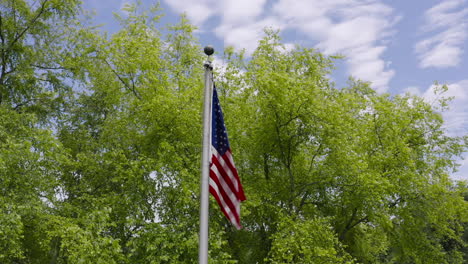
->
[[164, 0, 398, 92], [222, 0, 268, 24], [273, 0, 398, 92], [424, 0, 468, 30], [416, 25, 467, 68], [404, 86, 422, 96], [163, 0, 268, 28], [163, 0, 218, 27], [215, 17, 285, 55], [163, 0, 271, 53], [415, 0, 468, 68], [217, 0, 277, 56], [347, 47, 395, 92]]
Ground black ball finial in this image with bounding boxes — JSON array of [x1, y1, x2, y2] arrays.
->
[[204, 45, 214, 56]]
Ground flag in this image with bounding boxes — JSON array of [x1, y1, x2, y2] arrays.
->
[[209, 86, 246, 229]]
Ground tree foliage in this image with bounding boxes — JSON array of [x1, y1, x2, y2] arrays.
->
[[0, 1, 467, 263]]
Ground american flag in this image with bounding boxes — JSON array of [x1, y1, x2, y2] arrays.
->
[[209, 86, 246, 229]]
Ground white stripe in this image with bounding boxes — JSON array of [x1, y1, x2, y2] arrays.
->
[[224, 151, 242, 191], [210, 164, 239, 205], [209, 178, 239, 227], [210, 159, 237, 200], [211, 147, 239, 192], [224, 151, 236, 169], [209, 178, 236, 220]]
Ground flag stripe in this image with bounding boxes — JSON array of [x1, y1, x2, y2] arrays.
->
[[211, 153, 238, 195], [209, 173, 240, 226], [221, 151, 245, 200], [209, 180, 236, 223], [211, 147, 239, 192], [210, 158, 241, 227], [209, 178, 241, 229], [210, 161, 237, 204], [209, 186, 237, 227], [210, 169, 238, 216]]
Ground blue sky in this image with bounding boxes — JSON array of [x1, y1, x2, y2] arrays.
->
[[82, 0, 467, 180]]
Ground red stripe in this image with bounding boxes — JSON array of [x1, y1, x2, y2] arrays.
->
[[212, 149, 239, 192], [210, 169, 240, 224], [221, 151, 246, 201], [209, 185, 241, 229], [212, 149, 245, 201], [211, 155, 237, 195], [210, 167, 237, 210], [209, 185, 228, 219], [209, 149, 245, 229]]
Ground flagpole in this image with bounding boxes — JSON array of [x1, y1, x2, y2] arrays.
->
[[199, 45, 214, 264]]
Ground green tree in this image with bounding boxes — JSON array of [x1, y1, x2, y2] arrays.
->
[[268, 215, 354, 263], [0, 0, 89, 118], [1, 1, 466, 263], [0, 0, 96, 262], [217, 30, 468, 263], [0, 106, 67, 263], [56, 3, 234, 262]]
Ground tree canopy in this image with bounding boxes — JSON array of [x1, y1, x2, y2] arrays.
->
[[0, 1, 467, 263]]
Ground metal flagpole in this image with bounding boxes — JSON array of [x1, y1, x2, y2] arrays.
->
[[199, 45, 214, 264]]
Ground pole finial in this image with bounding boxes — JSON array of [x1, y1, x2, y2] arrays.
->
[[204, 45, 214, 56]]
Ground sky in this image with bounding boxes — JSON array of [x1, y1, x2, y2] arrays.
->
[[82, 0, 468, 181]]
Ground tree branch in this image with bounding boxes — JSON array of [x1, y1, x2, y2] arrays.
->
[[339, 207, 368, 240], [104, 59, 142, 100], [308, 142, 322, 174], [7, 0, 50, 53], [31, 64, 74, 71]]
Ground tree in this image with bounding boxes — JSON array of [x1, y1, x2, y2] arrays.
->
[[0, 1, 466, 263], [0, 0, 90, 118], [217, 30, 468, 263], [0, 0, 97, 262]]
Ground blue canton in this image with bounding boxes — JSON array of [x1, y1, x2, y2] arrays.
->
[[212, 86, 230, 156]]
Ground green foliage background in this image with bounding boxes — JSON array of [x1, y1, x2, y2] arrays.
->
[[0, 1, 467, 263]]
